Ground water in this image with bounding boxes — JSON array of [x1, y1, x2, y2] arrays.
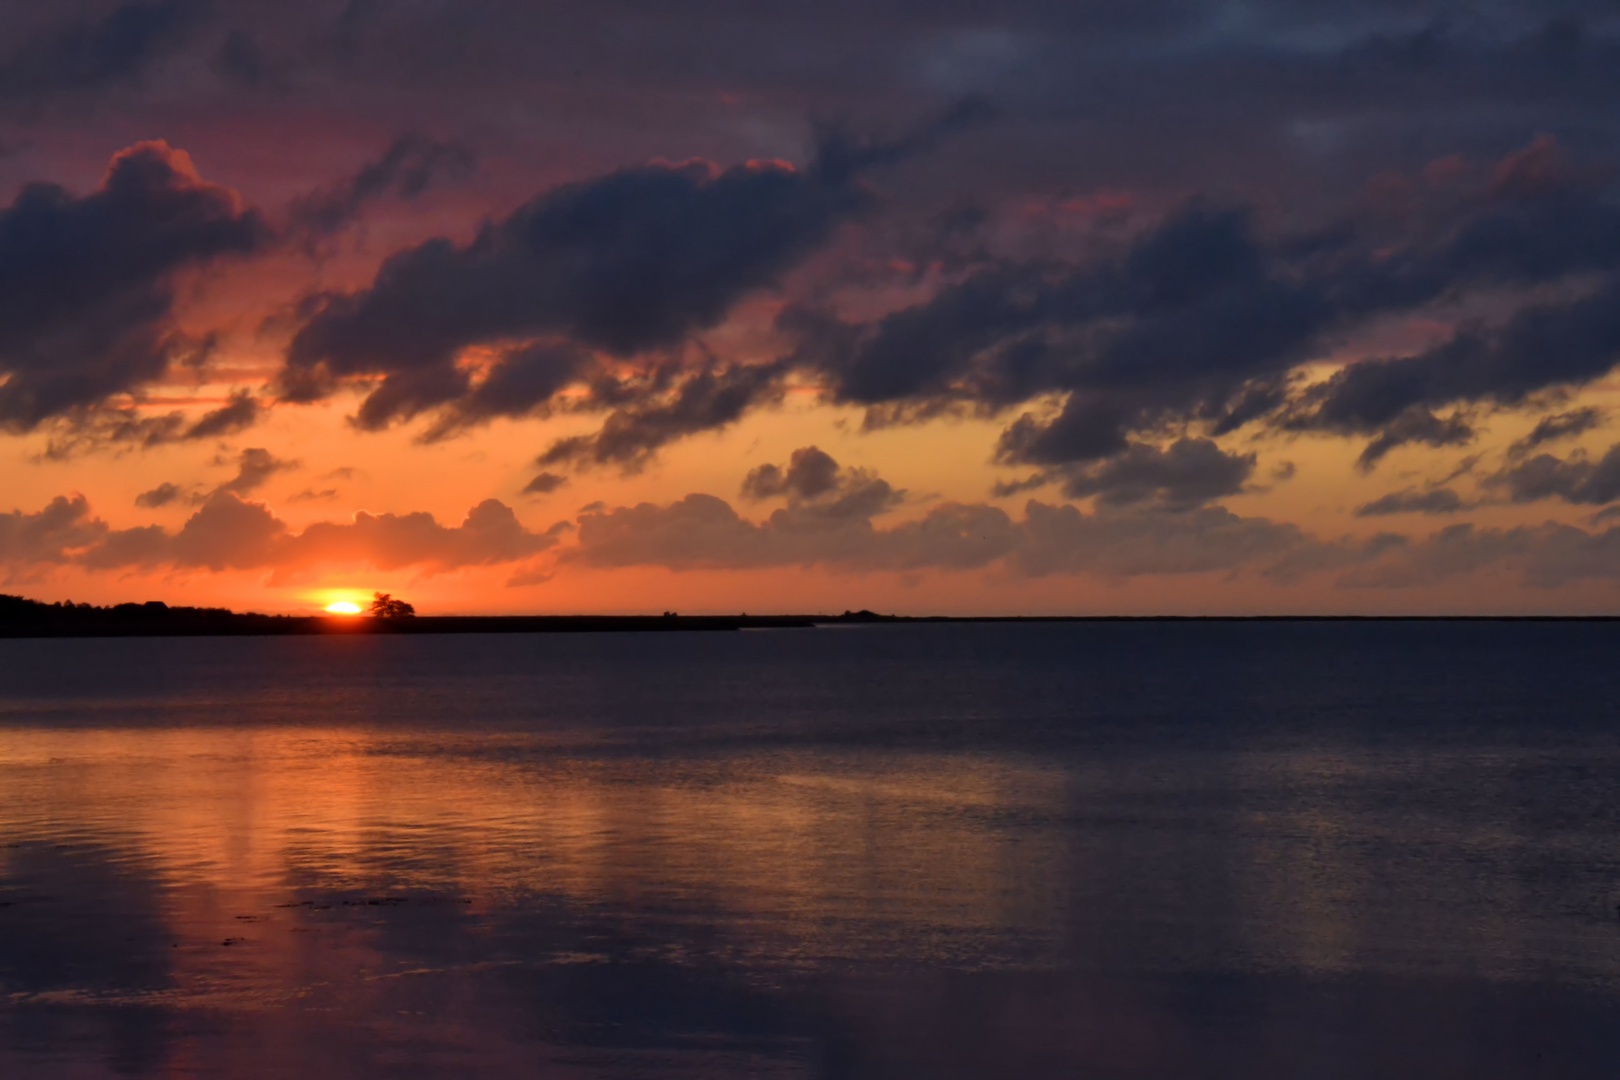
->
[[2, 621, 1619, 1078]]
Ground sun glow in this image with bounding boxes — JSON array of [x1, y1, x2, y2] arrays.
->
[[324, 601, 363, 615]]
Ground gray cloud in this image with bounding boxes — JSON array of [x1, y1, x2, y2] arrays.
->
[[12, 4, 1620, 499], [569, 479, 1620, 591], [179, 391, 263, 440], [278, 132, 885, 430], [214, 28, 268, 87], [521, 471, 567, 495], [35, 491, 563, 578], [1294, 281, 1620, 465], [1012, 501, 1316, 579], [39, 390, 264, 459], [1047, 437, 1255, 509], [212, 447, 297, 497], [132, 446, 296, 513], [990, 473, 1053, 498], [570, 493, 1015, 574], [1354, 488, 1466, 517], [13, 477, 1620, 594], [0, 142, 266, 429], [1507, 406, 1605, 458], [273, 104, 990, 446], [568, 484, 1374, 582], [771, 137, 1620, 473], [134, 482, 184, 509], [569, 444, 1309, 579], [1339, 519, 1620, 590], [23, 10, 1595, 479], [1491, 441, 1620, 505], [0, 1, 207, 100], [288, 134, 476, 240], [425, 341, 588, 437], [0, 495, 108, 576], [1352, 408, 1475, 471], [741, 445, 842, 501], [740, 446, 904, 520], [548, 441, 1620, 589], [537, 361, 785, 473]]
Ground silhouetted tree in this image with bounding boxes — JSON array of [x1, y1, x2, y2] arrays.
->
[[369, 592, 416, 618]]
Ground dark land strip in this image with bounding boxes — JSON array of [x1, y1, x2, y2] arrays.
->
[[3, 594, 1619, 637]]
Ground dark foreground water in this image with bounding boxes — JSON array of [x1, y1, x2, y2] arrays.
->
[[2, 622, 1620, 1078]]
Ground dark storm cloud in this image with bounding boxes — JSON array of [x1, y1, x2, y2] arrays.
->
[[1290, 281, 1620, 454], [0, 1, 207, 100], [796, 204, 1313, 418], [1490, 442, 1620, 506], [0, 141, 266, 430], [772, 134, 1620, 471], [265, 120, 1620, 474], [8, 3, 1620, 485], [279, 130, 884, 429], [1354, 488, 1466, 517], [0, 2, 1588, 474], [782, 203, 1333, 466], [287, 134, 476, 239]]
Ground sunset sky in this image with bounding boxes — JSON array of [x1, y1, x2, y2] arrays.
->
[[4, 0, 1620, 614]]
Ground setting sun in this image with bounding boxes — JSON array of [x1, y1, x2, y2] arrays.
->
[[324, 601, 362, 615]]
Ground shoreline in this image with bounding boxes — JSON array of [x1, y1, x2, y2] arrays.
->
[[4, 606, 1620, 639]]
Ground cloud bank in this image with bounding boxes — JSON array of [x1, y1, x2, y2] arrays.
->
[[2, 492, 560, 584]]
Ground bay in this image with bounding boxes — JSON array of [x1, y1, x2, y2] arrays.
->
[[2, 622, 1619, 1077]]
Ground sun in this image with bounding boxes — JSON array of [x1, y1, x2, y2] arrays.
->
[[324, 601, 363, 615]]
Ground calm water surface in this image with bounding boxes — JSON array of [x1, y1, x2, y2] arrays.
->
[[2, 622, 1620, 1077]]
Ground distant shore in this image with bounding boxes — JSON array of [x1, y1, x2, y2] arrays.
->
[[2, 595, 1618, 637]]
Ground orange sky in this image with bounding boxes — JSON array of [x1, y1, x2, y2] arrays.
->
[[4, 4, 1620, 614]]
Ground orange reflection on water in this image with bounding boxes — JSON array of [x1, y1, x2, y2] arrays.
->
[[0, 726, 1072, 970]]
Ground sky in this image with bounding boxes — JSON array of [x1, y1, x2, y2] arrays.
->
[[3, 0, 1620, 615]]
